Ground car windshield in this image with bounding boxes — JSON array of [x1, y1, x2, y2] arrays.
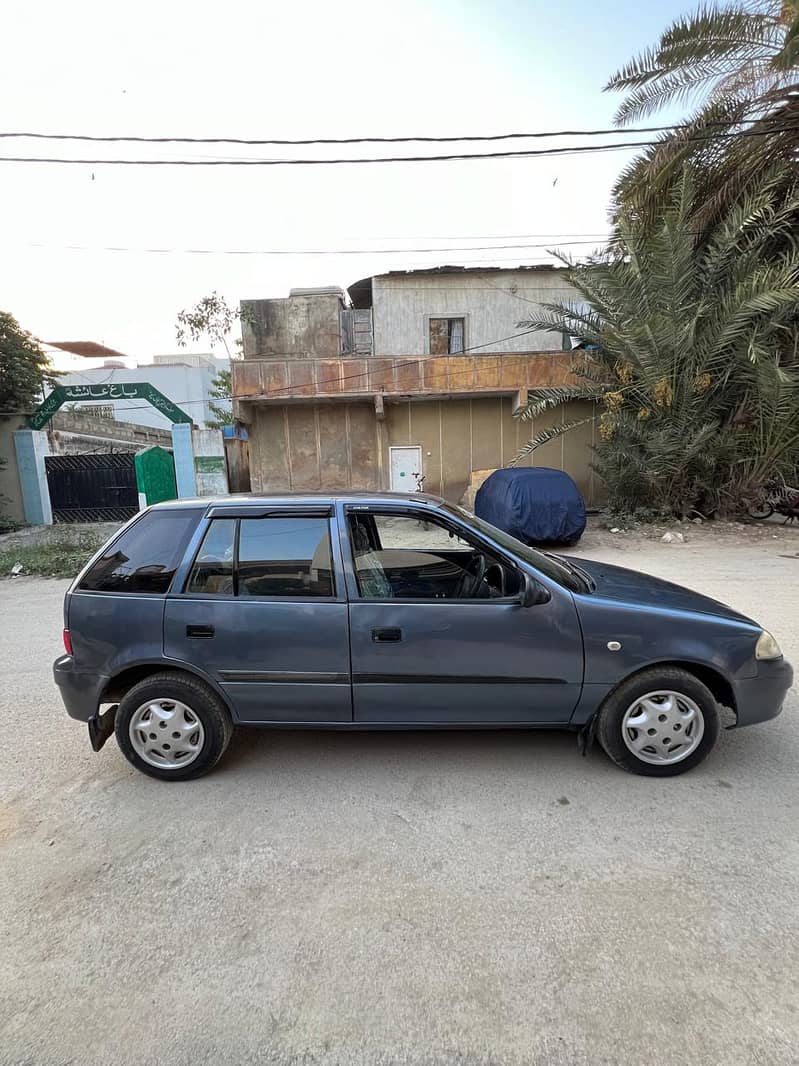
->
[[441, 503, 587, 592]]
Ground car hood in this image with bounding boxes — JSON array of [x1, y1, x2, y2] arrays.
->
[[561, 556, 757, 626]]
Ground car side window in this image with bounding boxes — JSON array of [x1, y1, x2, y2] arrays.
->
[[187, 519, 236, 595], [79, 509, 200, 594], [185, 516, 335, 598], [238, 517, 334, 597], [348, 512, 521, 601]]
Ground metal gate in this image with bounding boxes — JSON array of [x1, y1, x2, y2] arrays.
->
[[45, 453, 139, 523]]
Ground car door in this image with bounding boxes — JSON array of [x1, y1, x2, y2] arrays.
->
[[341, 504, 584, 725], [164, 505, 352, 724]]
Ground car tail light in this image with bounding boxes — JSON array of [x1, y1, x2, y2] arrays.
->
[[63, 628, 73, 656]]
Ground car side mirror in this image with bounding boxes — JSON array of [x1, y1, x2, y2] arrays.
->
[[520, 573, 550, 607]]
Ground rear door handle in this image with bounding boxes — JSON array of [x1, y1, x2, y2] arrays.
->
[[372, 627, 402, 642], [186, 624, 215, 638]]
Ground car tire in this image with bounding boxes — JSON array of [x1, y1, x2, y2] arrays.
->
[[596, 666, 720, 777], [114, 672, 233, 781]]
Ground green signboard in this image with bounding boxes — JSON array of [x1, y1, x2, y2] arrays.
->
[[194, 455, 226, 474], [29, 383, 192, 430]]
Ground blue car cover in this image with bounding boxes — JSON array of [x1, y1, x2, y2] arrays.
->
[[474, 467, 586, 545]]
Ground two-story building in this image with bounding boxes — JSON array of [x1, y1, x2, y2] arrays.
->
[[233, 266, 597, 504]]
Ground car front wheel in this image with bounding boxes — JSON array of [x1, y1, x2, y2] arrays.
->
[[596, 667, 720, 777], [115, 672, 233, 781]]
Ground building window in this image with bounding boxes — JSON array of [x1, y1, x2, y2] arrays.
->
[[429, 317, 465, 355]]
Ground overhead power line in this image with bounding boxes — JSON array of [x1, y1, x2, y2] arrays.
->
[[22, 237, 611, 256], [2, 122, 796, 166], [0, 117, 767, 146]]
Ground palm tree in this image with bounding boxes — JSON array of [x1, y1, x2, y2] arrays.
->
[[605, 1, 799, 233], [512, 168, 799, 516]]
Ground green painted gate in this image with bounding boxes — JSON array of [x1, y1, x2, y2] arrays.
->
[[134, 446, 177, 506]]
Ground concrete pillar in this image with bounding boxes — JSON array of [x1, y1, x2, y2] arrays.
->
[[13, 429, 53, 525], [171, 423, 197, 498], [191, 428, 228, 496]]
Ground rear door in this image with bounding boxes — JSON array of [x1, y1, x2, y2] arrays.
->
[[341, 504, 583, 725], [164, 506, 352, 723]]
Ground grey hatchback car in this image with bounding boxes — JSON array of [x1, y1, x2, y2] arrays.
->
[[54, 492, 792, 781]]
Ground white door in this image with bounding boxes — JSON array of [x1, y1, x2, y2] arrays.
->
[[389, 446, 423, 492]]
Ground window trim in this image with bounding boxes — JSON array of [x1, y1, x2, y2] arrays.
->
[[425, 314, 468, 356], [341, 504, 527, 605], [178, 514, 341, 602], [181, 515, 237, 599]]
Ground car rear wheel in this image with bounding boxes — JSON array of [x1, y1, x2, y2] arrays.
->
[[596, 667, 720, 777], [115, 672, 233, 781]]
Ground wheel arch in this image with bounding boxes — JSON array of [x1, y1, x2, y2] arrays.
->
[[611, 659, 737, 719], [101, 660, 236, 717]]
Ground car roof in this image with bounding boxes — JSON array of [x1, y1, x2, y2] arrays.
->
[[148, 490, 445, 510]]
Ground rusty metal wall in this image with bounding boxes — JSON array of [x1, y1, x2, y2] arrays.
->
[[248, 398, 597, 505], [385, 397, 596, 504], [248, 403, 381, 493]]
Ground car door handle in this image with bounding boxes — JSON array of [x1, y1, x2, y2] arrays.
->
[[186, 624, 215, 638], [372, 627, 402, 642]]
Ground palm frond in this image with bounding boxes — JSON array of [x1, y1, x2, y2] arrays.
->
[[606, 3, 785, 124], [509, 418, 594, 467], [514, 387, 603, 422], [611, 64, 736, 124], [606, 1, 799, 239]]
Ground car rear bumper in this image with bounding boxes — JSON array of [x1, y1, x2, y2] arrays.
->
[[732, 658, 793, 727], [53, 655, 108, 722]]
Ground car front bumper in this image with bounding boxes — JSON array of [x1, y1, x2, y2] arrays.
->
[[732, 658, 794, 727], [53, 655, 108, 723]]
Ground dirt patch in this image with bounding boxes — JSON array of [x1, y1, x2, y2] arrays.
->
[[578, 513, 799, 554]]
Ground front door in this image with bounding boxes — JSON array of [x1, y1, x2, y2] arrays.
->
[[164, 508, 352, 723], [341, 505, 584, 725], [389, 446, 422, 492]]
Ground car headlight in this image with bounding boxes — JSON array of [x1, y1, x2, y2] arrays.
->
[[756, 630, 782, 661]]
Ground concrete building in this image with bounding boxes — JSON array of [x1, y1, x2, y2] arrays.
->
[[233, 268, 597, 504], [58, 353, 230, 429]]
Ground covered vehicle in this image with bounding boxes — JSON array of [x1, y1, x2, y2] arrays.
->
[[475, 467, 586, 546]]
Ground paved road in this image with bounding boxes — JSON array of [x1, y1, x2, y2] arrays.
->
[[1, 539, 798, 1065]]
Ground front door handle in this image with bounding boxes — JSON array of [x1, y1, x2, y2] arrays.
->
[[186, 624, 215, 638], [372, 627, 402, 642]]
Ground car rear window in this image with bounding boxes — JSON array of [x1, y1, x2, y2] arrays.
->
[[78, 509, 200, 594]]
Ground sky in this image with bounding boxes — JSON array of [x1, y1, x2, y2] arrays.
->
[[1, 0, 690, 369]]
